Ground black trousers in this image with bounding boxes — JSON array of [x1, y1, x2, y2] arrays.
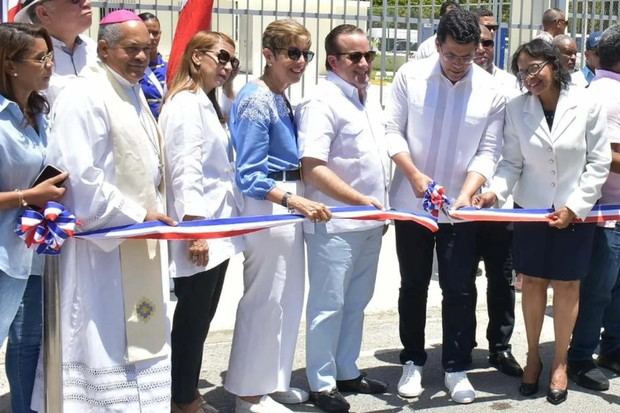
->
[[171, 260, 229, 404], [396, 221, 478, 372], [472, 222, 515, 353]]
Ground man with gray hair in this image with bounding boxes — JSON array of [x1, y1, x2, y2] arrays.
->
[[553, 34, 578, 72], [30, 10, 174, 412], [15, 0, 97, 104]]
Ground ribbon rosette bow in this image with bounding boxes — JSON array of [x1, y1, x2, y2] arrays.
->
[[15, 201, 78, 255], [422, 181, 452, 219]]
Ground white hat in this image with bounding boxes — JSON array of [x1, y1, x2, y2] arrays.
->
[[14, 0, 47, 24]]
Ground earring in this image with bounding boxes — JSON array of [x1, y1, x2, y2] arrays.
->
[[266, 62, 272, 67], [12, 73, 18, 77]]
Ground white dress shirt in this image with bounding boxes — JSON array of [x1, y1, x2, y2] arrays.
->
[[297, 72, 390, 233], [415, 34, 437, 60], [160, 89, 244, 276], [48, 35, 98, 105], [492, 65, 521, 99], [571, 70, 589, 88], [385, 56, 505, 222], [589, 69, 620, 225], [490, 87, 610, 219]]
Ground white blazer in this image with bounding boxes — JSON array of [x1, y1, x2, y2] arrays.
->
[[490, 86, 611, 219], [160, 89, 244, 277]]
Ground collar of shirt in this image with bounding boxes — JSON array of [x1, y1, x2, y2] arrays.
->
[[150, 53, 166, 69], [51, 34, 85, 55], [595, 68, 620, 82], [326, 70, 367, 106], [429, 57, 474, 85], [105, 62, 140, 89], [0, 94, 31, 123]]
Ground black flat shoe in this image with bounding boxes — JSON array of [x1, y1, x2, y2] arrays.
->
[[519, 360, 542, 397], [336, 374, 387, 394], [489, 350, 524, 377], [568, 359, 609, 391], [546, 387, 568, 405], [309, 389, 350, 413]]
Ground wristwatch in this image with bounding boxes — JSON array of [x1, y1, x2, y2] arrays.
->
[[281, 191, 294, 212]]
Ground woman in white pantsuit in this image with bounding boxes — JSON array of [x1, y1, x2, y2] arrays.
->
[[226, 19, 331, 413]]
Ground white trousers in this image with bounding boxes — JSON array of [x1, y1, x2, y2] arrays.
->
[[225, 181, 305, 396]]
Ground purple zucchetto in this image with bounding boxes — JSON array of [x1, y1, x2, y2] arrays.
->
[[100, 9, 142, 25]]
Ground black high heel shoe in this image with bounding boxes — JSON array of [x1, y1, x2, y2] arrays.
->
[[519, 361, 543, 397], [546, 387, 568, 405]]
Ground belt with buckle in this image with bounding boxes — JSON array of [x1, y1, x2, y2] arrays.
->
[[267, 169, 302, 181]]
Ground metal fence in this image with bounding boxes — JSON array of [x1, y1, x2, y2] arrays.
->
[[62, 1, 620, 103]]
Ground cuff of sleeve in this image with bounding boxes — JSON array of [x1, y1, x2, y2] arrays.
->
[[467, 158, 495, 182], [122, 198, 149, 223], [564, 199, 592, 221], [176, 190, 208, 219], [386, 132, 410, 158]]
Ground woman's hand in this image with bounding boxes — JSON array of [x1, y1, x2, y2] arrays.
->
[[188, 239, 209, 267], [548, 207, 576, 229], [23, 172, 68, 206], [472, 192, 498, 209], [288, 194, 332, 222], [411, 172, 433, 198]]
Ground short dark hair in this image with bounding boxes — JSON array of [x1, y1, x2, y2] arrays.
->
[[440, 1, 460, 17], [436, 9, 480, 45], [138, 12, 158, 22], [324, 24, 365, 71], [510, 38, 570, 91], [542, 8, 563, 25], [598, 25, 620, 71], [474, 6, 494, 18]]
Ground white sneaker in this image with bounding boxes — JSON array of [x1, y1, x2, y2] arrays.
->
[[270, 387, 309, 404], [444, 371, 476, 404], [235, 395, 293, 413], [398, 361, 423, 398]]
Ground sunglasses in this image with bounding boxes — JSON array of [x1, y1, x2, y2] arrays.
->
[[200, 49, 240, 70], [480, 39, 494, 48], [21, 51, 54, 66], [275, 47, 315, 63], [484, 24, 499, 32], [335, 50, 377, 64], [516, 61, 549, 82]]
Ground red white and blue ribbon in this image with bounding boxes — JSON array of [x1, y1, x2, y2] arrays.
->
[[76, 206, 439, 241], [423, 181, 452, 219], [15, 201, 78, 255], [450, 204, 620, 223]]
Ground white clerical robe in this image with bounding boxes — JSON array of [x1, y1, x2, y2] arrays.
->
[[31, 62, 171, 413]]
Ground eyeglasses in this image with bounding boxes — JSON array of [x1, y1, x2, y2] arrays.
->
[[334, 50, 377, 64], [480, 39, 494, 48], [439, 48, 474, 65], [198, 49, 240, 70], [275, 47, 315, 63], [516, 61, 549, 81], [555, 19, 569, 25], [21, 51, 54, 66]]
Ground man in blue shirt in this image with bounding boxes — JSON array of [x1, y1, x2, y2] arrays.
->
[[139, 12, 167, 119]]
